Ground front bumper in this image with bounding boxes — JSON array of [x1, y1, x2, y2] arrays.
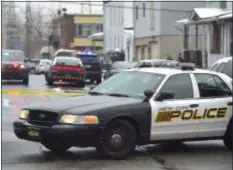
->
[[13, 120, 101, 147], [2, 69, 28, 80]]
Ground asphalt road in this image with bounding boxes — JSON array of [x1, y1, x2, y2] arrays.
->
[[2, 75, 232, 170]]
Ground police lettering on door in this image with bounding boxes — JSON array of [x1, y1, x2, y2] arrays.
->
[[155, 106, 228, 123]]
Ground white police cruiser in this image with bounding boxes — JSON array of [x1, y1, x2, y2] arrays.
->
[[14, 63, 232, 159]]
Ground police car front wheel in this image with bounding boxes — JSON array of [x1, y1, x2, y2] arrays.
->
[[41, 141, 71, 153], [223, 119, 232, 151], [96, 119, 137, 159]]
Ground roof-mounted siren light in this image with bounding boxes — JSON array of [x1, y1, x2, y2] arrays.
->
[[179, 62, 196, 70]]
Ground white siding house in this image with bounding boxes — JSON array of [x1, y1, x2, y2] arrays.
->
[[133, 1, 206, 61], [103, 1, 134, 61]]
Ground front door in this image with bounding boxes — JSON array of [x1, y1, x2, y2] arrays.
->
[[150, 73, 200, 141]]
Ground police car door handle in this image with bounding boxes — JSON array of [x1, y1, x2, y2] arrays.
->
[[227, 102, 233, 106], [189, 104, 199, 108]]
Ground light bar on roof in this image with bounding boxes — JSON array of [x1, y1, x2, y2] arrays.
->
[[178, 62, 196, 68]]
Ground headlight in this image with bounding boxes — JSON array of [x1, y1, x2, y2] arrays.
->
[[59, 115, 99, 124], [19, 110, 29, 119]]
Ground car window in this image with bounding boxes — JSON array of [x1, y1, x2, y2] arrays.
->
[[159, 73, 193, 99], [215, 62, 225, 72], [194, 73, 232, 98], [210, 63, 219, 71], [222, 60, 232, 78], [53, 58, 83, 66]]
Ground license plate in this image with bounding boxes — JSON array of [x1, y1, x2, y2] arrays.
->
[[53, 75, 83, 80], [28, 129, 40, 138]]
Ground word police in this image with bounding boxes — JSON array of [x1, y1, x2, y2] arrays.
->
[[156, 107, 227, 122]]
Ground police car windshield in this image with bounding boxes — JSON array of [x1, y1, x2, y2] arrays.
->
[[53, 57, 83, 66], [2, 50, 24, 62], [92, 71, 165, 98]]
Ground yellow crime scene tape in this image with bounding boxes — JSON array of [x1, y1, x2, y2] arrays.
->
[[1, 90, 85, 96]]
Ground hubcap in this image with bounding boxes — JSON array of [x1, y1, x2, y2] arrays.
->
[[110, 134, 122, 146]]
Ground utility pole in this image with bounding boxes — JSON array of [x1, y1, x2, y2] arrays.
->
[[25, 1, 32, 58]]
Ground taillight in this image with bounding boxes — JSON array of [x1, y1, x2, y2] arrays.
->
[[13, 64, 19, 68]]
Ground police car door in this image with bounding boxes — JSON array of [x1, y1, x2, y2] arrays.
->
[[150, 73, 200, 141], [193, 73, 232, 138]]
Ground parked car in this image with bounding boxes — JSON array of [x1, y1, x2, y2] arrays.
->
[[75, 50, 102, 84], [2, 49, 29, 84], [103, 61, 136, 80], [209, 57, 232, 78], [35, 59, 52, 74], [27, 59, 40, 74]]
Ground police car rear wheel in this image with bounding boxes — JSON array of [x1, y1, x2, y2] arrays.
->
[[223, 119, 232, 150], [47, 79, 54, 86], [23, 77, 29, 85], [96, 119, 137, 159]]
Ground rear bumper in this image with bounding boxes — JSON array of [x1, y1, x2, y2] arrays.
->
[[13, 120, 101, 147], [85, 71, 102, 80], [46, 72, 85, 83], [2, 69, 28, 80]]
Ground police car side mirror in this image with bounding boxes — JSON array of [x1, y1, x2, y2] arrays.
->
[[144, 89, 154, 98], [155, 91, 174, 101]]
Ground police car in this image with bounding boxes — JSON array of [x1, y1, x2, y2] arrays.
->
[[13, 63, 232, 159]]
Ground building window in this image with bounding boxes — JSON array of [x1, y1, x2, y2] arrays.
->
[[141, 45, 145, 59], [143, 3, 146, 17], [86, 24, 92, 36], [76, 24, 83, 36], [210, 22, 222, 54], [148, 45, 151, 59], [150, 2, 155, 30], [96, 24, 103, 32], [136, 5, 139, 19], [220, 1, 227, 8], [230, 23, 232, 56]]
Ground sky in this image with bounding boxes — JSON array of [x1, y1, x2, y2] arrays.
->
[[14, 1, 103, 16]]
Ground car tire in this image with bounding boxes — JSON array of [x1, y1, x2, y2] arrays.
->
[[96, 119, 137, 159], [96, 77, 102, 84], [42, 141, 71, 153], [76, 81, 85, 87], [30, 68, 35, 74], [223, 118, 232, 151], [23, 76, 29, 85], [47, 79, 54, 86]]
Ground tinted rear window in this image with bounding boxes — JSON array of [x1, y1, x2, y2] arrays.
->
[[76, 54, 100, 65], [53, 58, 82, 66], [57, 52, 74, 57], [215, 62, 226, 72], [222, 60, 232, 78]]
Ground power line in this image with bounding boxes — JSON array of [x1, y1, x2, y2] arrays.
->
[[61, 2, 191, 13]]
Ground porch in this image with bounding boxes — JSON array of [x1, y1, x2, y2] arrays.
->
[[176, 8, 232, 68]]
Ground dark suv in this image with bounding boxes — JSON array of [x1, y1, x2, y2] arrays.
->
[[209, 57, 232, 78], [75, 51, 102, 84], [2, 49, 29, 85]]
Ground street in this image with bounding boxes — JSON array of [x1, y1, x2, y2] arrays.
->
[[2, 74, 232, 170]]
